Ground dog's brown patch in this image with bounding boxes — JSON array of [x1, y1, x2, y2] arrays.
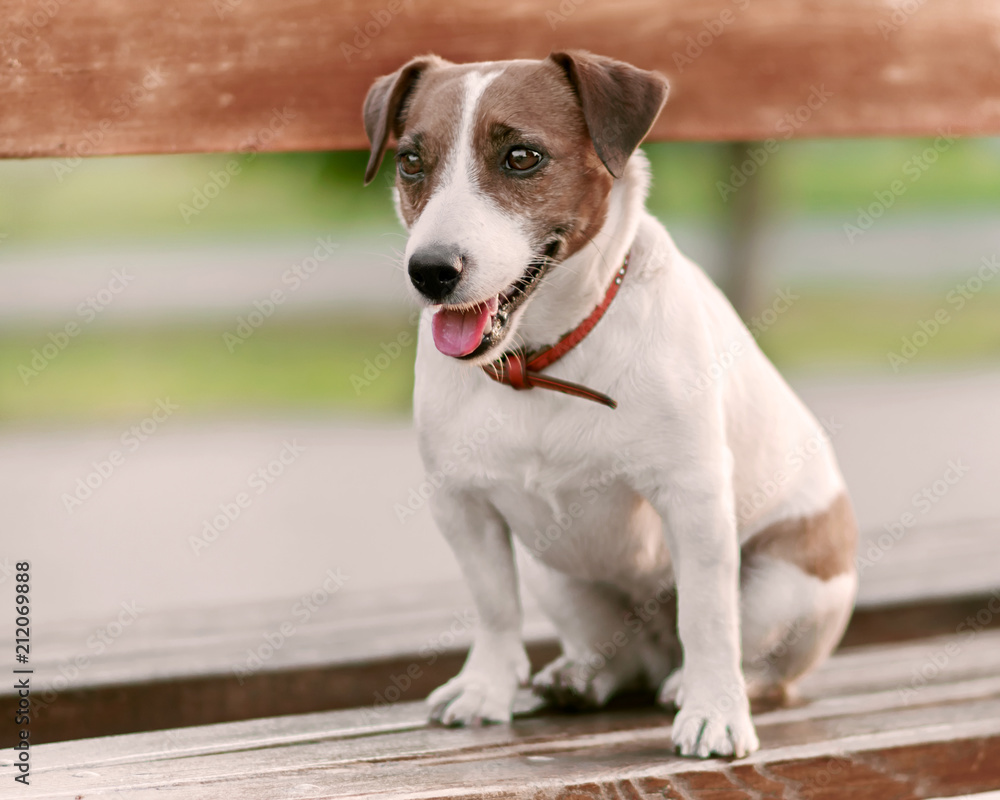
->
[[391, 64, 476, 225], [363, 55, 443, 185], [388, 59, 615, 258], [742, 492, 858, 580], [470, 60, 613, 259], [367, 53, 667, 262]]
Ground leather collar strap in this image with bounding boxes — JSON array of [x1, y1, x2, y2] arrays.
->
[[482, 251, 630, 409]]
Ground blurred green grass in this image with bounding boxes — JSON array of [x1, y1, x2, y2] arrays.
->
[[3, 286, 1000, 424], [0, 151, 396, 242], [2, 139, 998, 243], [755, 286, 1000, 371], [2, 138, 999, 424], [0, 316, 417, 425], [643, 139, 1000, 220]]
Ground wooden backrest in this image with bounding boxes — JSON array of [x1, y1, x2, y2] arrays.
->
[[2, 0, 999, 160]]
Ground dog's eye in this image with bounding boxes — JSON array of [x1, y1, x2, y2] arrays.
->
[[504, 147, 542, 172], [398, 152, 423, 177]]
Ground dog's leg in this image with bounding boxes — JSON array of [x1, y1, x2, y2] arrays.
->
[[520, 556, 654, 708], [739, 554, 856, 698], [739, 495, 858, 698], [425, 489, 529, 726], [647, 452, 760, 758]]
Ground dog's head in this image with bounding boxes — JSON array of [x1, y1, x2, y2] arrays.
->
[[363, 51, 668, 364]]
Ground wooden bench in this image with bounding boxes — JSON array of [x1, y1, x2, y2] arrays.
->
[[4, 0, 1000, 795], [4, 520, 1000, 744], [4, 0, 999, 157], [13, 630, 1000, 798], [4, 518, 1000, 796], [8, 578, 1000, 796]]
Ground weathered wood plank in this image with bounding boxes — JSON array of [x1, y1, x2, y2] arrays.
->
[[17, 517, 1000, 690], [20, 631, 1000, 771], [9, 631, 1000, 798], [2, 0, 999, 159], [17, 728, 1000, 800], [2, 518, 997, 743]]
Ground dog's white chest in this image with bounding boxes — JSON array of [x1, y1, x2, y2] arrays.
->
[[420, 389, 671, 588], [491, 471, 669, 587]]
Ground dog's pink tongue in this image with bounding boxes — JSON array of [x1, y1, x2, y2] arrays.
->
[[431, 300, 495, 357]]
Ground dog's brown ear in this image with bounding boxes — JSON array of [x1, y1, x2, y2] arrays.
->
[[363, 55, 442, 185], [549, 51, 669, 179]]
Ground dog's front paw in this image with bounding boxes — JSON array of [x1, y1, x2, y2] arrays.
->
[[427, 672, 517, 726], [663, 675, 759, 758], [427, 639, 528, 727], [671, 701, 758, 758]]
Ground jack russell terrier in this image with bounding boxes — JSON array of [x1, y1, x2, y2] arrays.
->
[[363, 51, 857, 758]]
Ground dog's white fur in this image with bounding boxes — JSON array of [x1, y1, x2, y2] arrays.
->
[[386, 64, 855, 759], [399, 70, 539, 311]]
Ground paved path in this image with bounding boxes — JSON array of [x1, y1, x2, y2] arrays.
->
[[3, 369, 998, 630]]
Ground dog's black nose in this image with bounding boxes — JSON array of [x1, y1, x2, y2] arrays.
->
[[408, 247, 463, 302]]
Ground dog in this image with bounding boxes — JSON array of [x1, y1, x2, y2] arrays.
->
[[362, 51, 857, 758]]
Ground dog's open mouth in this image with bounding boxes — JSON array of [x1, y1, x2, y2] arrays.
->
[[431, 242, 558, 360]]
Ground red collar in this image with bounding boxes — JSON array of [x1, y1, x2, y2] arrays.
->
[[482, 250, 630, 409]]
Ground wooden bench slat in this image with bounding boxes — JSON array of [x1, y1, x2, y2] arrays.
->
[[21, 629, 1000, 770], [15, 517, 1000, 693], [21, 651, 1000, 778], [3, 518, 998, 744], [17, 724, 1000, 800], [3, 0, 1000, 159], [854, 516, 1000, 607], [12, 630, 1000, 798]]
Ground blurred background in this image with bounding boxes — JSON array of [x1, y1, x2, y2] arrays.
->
[[3, 139, 1000, 632]]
